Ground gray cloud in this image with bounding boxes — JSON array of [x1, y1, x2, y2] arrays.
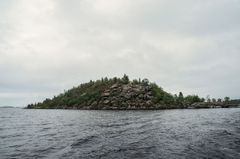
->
[[0, 0, 239, 106]]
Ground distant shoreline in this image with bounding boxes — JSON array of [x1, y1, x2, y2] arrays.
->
[[0, 106, 16, 108], [26, 104, 240, 110]]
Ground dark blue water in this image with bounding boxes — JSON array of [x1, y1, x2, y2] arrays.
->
[[0, 108, 240, 159]]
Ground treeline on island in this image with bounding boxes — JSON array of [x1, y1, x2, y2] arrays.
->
[[27, 75, 239, 110]]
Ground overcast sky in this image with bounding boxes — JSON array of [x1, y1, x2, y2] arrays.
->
[[0, 0, 240, 106]]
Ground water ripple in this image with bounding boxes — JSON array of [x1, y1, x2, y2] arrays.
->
[[0, 108, 240, 159]]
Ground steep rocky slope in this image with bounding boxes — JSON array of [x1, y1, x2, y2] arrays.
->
[[27, 76, 181, 109], [27, 75, 237, 110]]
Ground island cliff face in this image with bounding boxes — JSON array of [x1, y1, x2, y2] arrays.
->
[[87, 83, 155, 109], [27, 75, 239, 110]]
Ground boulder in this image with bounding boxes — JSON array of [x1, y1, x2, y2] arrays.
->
[[111, 84, 119, 89], [103, 100, 110, 104], [102, 92, 110, 97]]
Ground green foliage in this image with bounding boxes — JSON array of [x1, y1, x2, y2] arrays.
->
[[132, 79, 139, 85], [224, 97, 230, 102], [121, 74, 130, 84], [150, 82, 174, 104], [207, 98, 211, 103], [141, 79, 149, 86], [162, 93, 174, 104], [201, 98, 205, 102], [27, 75, 206, 109], [212, 98, 216, 103], [184, 95, 202, 104], [176, 92, 184, 104]]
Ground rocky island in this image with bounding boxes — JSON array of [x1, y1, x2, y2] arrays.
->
[[27, 75, 240, 110]]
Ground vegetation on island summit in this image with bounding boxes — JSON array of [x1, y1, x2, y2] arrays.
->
[[27, 75, 237, 110]]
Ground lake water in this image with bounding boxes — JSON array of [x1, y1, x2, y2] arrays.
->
[[0, 108, 240, 159]]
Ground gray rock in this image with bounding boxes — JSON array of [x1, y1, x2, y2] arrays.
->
[[103, 100, 110, 104], [111, 84, 119, 89], [102, 92, 110, 97]]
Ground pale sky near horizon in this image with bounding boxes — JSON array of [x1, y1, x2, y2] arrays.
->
[[0, 0, 240, 106]]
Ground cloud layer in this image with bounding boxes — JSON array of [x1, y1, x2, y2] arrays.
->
[[0, 0, 240, 106]]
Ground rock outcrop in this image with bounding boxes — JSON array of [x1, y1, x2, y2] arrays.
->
[[83, 83, 155, 110], [26, 75, 239, 110], [189, 102, 240, 109]]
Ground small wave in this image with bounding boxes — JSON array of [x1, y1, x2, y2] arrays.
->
[[34, 147, 53, 154], [0, 133, 22, 139], [1, 108, 240, 159], [39, 127, 52, 132], [71, 135, 97, 147], [97, 122, 132, 128], [215, 130, 233, 136], [64, 123, 75, 127], [8, 144, 23, 148]]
